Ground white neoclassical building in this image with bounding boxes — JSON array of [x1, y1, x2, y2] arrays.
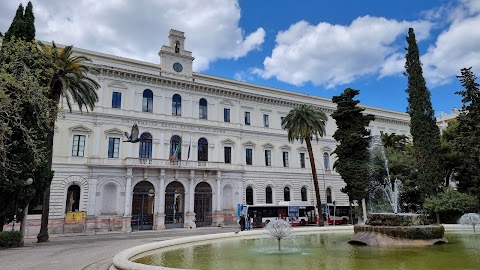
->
[[38, 30, 410, 233]]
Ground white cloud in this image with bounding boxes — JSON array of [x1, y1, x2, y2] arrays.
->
[[255, 16, 432, 88], [421, 1, 480, 86], [0, 0, 264, 71]]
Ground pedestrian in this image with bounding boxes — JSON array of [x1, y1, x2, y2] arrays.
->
[[247, 214, 252, 230], [239, 215, 246, 231]]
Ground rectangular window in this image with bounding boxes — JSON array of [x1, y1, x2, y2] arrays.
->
[[72, 135, 86, 157], [265, 150, 271, 166], [300, 153, 305, 168], [246, 148, 253, 165], [281, 116, 286, 129], [244, 112, 251, 125], [108, 137, 120, 158], [283, 151, 289, 167], [224, 108, 231, 122], [224, 146, 232, 164], [112, 92, 121, 108], [263, 114, 269, 128]]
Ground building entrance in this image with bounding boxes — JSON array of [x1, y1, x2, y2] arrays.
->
[[194, 182, 212, 227], [131, 181, 155, 231], [165, 181, 185, 229]]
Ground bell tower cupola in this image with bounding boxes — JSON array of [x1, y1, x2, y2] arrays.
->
[[159, 29, 194, 80]]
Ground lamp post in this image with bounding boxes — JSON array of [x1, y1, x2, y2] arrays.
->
[[19, 177, 34, 246]]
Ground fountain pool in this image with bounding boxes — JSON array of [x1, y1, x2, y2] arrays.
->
[[112, 228, 480, 270]]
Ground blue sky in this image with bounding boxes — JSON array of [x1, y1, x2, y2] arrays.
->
[[1, 0, 479, 115]]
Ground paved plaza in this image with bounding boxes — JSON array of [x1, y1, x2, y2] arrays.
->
[[0, 226, 241, 270]]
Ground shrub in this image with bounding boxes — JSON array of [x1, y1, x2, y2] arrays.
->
[[0, 231, 22, 248]]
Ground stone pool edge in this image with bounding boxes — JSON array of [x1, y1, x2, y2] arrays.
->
[[110, 226, 354, 270]]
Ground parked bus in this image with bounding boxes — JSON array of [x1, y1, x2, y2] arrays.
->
[[326, 204, 350, 225], [242, 201, 317, 228]]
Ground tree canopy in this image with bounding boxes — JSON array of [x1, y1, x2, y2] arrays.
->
[[404, 28, 443, 201], [282, 104, 328, 225], [332, 88, 374, 202]]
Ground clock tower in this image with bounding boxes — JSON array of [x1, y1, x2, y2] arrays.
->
[[159, 29, 195, 80]]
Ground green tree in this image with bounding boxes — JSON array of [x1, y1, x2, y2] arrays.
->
[[0, 38, 51, 230], [424, 188, 478, 224], [3, 4, 24, 42], [439, 120, 461, 187], [282, 104, 328, 226], [404, 28, 443, 201], [332, 88, 374, 204], [380, 133, 409, 150], [37, 42, 100, 242], [454, 67, 480, 204], [23, 2, 35, 42]]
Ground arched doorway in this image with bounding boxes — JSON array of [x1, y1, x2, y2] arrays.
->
[[65, 185, 81, 213], [165, 181, 185, 229], [131, 181, 155, 231], [194, 182, 212, 227]]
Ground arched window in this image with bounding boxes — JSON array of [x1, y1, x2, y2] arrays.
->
[[284, 187, 290, 201], [199, 98, 208, 119], [169, 135, 182, 160], [197, 138, 208, 161], [301, 187, 307, 201], [246, 186, 254, 205], [326, 188, 332, 204], [175, 41, 180, 53], [66, 185, 81, 213], [323, 152, 330, 170], [172, 94, 182, 116], [266, 186, 273, 204], [139, 133, 152, 158], [142, 89, 153, 112]]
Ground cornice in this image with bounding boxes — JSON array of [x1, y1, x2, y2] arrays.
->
[[96, 64, 410, 126]]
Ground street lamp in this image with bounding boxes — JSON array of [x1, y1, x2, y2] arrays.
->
[[19, 177, 34, 246]]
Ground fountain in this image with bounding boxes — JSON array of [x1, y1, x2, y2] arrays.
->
[[265, 219, 293, 251], [349, 135, 447, 246], [459, 213, 480, 233]]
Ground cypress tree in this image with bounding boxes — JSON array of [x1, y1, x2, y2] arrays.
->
[[24, 2, 36, 41], [3, 4, 25, 42], [332, 88, 375, 202], [404, 28, 443, 201], [454, 67, 480, 204]]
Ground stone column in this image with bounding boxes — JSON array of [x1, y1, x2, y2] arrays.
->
[[186, 170, 196, 228], [214, 171, 224, 226], [155, 169, 166, 230], [123, 168, 133, 232], [86, 176, 98, 232], [92, 123, 102, 157]]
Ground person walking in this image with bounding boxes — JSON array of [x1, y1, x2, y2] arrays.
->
[[239, 215, 246, 231], [247, 214, 252, 230]]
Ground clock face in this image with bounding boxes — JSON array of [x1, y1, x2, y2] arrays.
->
[[173, 62, 183, 72]]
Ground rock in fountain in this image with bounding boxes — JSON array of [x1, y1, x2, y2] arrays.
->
[[265, 219, 293, 251], [349, 136, 447, 246]]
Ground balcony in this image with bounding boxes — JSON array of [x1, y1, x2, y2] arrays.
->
[[87, 157, 243, 171]]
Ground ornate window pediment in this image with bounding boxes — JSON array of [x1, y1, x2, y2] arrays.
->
[[104, 128, 124, 137], [221, 139, 235, 145], [108, 81, 128, 89], [242, 141, 256, 147], [262, 143, 274, 149], [297, 146, 307, 152], [280, 144, 291, 151], [69, 125, 92, 134], [220, 99, 234, 107], [322, 146, 332, 152]]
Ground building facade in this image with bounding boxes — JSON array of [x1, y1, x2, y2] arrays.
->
[[41, 30, 410, 233]]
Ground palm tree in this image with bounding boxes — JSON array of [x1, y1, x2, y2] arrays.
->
[[37, 42, 100, 242], [282, 104, 328, 226]]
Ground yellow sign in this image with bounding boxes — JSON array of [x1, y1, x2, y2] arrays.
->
[[65, 212, 86, 221]]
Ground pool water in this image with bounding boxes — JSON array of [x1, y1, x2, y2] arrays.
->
[[134, 232, 480, 270]]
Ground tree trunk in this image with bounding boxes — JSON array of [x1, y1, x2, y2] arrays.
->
[[306, 137, 324, 226], [436, 212, 440, 225], [37, 130, 54, 243]]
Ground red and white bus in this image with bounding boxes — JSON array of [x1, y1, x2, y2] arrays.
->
[[326, 205, 350, 225], [244, 201, 317, 228]]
